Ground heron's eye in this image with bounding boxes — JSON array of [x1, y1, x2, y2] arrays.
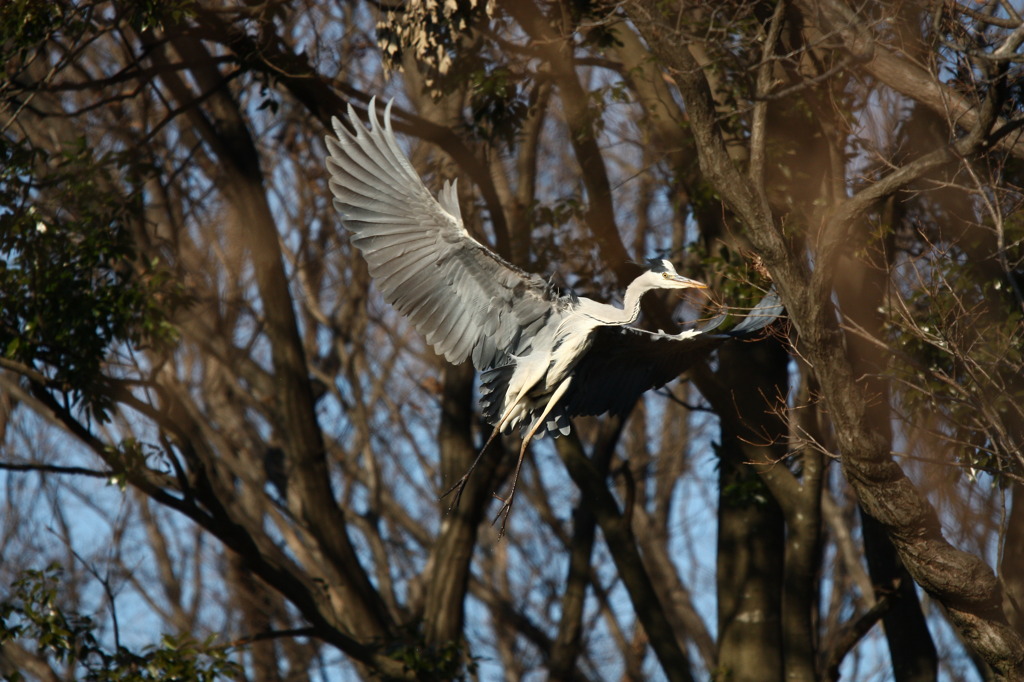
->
[[661, 272, 670, 278]]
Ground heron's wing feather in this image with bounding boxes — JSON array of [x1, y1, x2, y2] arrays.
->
[[563, 290, 784, 417], [726, 289, 783, 334], [326, 99, 557, 368], [563, 328, 724, 417]]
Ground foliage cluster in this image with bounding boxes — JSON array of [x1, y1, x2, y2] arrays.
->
[[0, 138, 187, 419], [0, 566, 237, 681]]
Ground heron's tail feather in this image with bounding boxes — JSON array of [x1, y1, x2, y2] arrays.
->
[[518, 405, 570, 440], [481, 362, 574, 439], [480, 362, 516, 428]]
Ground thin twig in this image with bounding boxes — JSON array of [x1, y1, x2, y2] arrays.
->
[[0, 461, 114, 478], [749, 0, 788, 189]]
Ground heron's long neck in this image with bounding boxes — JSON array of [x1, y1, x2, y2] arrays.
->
[[617, 277, 656, 325], [572, 275, 657, 326]]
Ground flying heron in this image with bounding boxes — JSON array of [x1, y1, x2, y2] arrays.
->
[[325, 99, 782, 532]]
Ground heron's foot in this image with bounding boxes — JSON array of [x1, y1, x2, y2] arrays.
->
[[440, 475, 470, 513], [491, 490, 517, 538]]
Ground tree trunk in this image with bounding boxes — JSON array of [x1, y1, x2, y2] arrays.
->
[[1002, 483, 1024, 636], [714, 341, 787, 682]]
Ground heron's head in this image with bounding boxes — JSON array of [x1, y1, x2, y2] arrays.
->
[[644, 258, 708, 291]]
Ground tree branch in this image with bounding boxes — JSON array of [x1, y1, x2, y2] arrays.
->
[[794, 0, 1024, 159], [626, 0, 1024, 676], [822, 587, 896, 681], [556, 433, 696, 682]]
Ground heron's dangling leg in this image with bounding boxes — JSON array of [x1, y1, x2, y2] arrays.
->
[[493, 376, 573, 537], [440, 393, 527, 511], [440, 425, 502, 512]]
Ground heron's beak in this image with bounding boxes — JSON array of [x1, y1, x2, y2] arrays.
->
[[671, 275, 708, 289]]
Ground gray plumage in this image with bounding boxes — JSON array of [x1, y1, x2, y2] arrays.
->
[[325, 99, 561, 373], [325, 99, 782, 528]]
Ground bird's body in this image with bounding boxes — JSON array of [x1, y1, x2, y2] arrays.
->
[[480, 264, 716, 440], [325, 99, 782, 530]]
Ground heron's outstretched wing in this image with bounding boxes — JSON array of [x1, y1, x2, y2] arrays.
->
[[325, 99, 559, 369], [563, 290, 784, 417]]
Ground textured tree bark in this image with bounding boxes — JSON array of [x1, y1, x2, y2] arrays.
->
[[499, 0, 634, 282], [547, 502, 598, 681], [1004, 483, 1024, 637], [791, 0, 1024, 161], [139, 24, 399, 662], [703, 352, 825, 682], [625, 1, 1024, 676], [715, 454, 784, 682], [227, 553, 281, 682], [547, 419, 623, 680], [714, 341, 787, 682], [422, 362, 485, 647], [859, 513, 938, 681], [836, 230, 938, 681], [556, 434, 697, 682], [208, 93, 393, 642]]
